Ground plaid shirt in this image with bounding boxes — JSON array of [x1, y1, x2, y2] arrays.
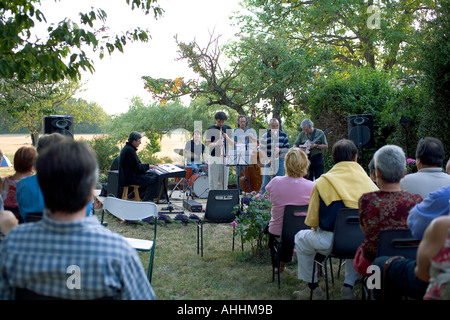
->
[[0, 213, 155, 300]]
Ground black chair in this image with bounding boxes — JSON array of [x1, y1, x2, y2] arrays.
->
[[376, 229, 420, 260], [197, 189, 240, 257], [362, 228, 420, 300], [15, 288, 116, 300], [314, 207, 363, 300], [25, 212, 43, 223], [272, 205, 309, 288]]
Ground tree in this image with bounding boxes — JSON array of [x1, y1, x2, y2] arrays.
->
[[0, 78, 81, 145], [241, 0, 434, 71], [0, 0, 163, 83], [142, 33, 251, 116], [415, 0, 450, 159]]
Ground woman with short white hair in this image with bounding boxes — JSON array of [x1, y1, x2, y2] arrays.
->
[[354, 145, 423, 276]]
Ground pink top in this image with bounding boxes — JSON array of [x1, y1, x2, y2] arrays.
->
[[265, 176, 315, 236]]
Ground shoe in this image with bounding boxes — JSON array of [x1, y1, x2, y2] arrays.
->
[[341, 286, 356, 300], [293, 284, 323, 300]]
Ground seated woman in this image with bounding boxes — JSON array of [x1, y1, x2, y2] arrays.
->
[[354, 145, 423, 276], [0, 146, 37, 221], [265, 148, 315, 272], [415, 215, 450, 300]]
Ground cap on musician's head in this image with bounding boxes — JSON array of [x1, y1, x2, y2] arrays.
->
[[128, 131, 142, 143]]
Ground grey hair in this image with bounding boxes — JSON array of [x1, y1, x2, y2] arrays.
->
[[373, 145, 406, 183], [301, 119, 314, 128]]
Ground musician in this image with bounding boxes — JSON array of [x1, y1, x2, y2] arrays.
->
[[183, 129, 206, 174], [118, 131, 159, 201], [205, 111, 233, 190], [233, 115, 258, 193], [293, 119, 328, 181], [259, 118, 290, 194]]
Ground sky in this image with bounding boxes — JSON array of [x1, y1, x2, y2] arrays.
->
[[41, 0, 244, 115]]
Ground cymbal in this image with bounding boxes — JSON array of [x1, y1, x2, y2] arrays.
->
[[174, 148, 196, 158], [173, 148, 184, 156]]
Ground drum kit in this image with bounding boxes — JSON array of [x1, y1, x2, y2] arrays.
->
[[171, 148, 209, 199]]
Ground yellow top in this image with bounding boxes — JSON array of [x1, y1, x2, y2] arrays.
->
[[305, 161, 379, 227]]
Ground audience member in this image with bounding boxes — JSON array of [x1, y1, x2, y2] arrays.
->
[[0, 146, 37, 221], [0, 194, 18, 239], [353, 145, 422, 276], [368, 158, 377, 184], [17, 133, 93, 222], [400, 137, 450, 199], [371, 186, 449, 300], [293, 139, 378, 300], [265, 148, 315, 272], [408, 184, 450, 239], [0, 140, 155, 300], [446, 158, 450, 174], [415, 215, 450, 300]]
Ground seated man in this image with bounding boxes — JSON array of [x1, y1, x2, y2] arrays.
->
[[17, 133, 93, 222], [400, 137, 450, 199], [119, 131, 160, 201], [184, 129, 206, 174], [293, 139, 378, 300], [0, 140, 155, 300]]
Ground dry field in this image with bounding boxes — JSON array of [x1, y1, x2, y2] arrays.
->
[[0, 131, 189, 177]]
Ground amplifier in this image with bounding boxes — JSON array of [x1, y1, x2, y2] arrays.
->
[[183, 199, 203, 212]]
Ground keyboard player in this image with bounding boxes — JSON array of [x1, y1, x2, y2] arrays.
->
[[118, 131, 161, 201]]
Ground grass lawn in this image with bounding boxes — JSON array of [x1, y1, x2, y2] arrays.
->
[[99, 207, 364, 300]]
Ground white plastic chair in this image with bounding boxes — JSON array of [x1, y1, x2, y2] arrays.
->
[[101, 197, 158, 283]]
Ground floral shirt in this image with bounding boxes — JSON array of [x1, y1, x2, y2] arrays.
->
[[424, 227, 450, 300], [0, 176, 20, 209], [358, 190, 423, 261]]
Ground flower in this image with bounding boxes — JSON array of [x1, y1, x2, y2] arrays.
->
[[407, 158, 416, 164], [231, 221, 237, 228]]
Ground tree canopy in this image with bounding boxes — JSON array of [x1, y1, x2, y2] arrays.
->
[[0, 0, 163, 83]]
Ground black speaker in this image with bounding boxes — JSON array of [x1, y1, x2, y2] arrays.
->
[[43, 115, 74, 138], [107, 170, 120, 197], [347, 114, 374, 149]]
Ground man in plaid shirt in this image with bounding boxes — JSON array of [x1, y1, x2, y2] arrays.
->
[[0, 140, 155, 300]]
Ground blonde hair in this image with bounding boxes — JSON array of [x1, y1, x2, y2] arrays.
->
[[285, 148, 310, 178]]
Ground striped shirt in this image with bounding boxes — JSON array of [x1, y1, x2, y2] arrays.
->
[[260, 130, 290, 159], [0, 213, 155, 300]]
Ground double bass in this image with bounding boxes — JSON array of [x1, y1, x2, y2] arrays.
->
[[238, 109, 262, 193]]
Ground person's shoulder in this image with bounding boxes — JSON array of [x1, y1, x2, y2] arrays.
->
[[17, 174, 37, 187]]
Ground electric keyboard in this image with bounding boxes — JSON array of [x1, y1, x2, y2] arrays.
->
[[147, 163, 186, 179]]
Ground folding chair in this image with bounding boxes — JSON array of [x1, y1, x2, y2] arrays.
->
[[197, 189, 240, 257], [315, 207, 363, 300], [362, 228, 420, 300], [101, 197, 158, 283], [272, 204, 309, 288], [376, 229, 419, 260]]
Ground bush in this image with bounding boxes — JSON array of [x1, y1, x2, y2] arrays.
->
[[232, 191, 271, 257]]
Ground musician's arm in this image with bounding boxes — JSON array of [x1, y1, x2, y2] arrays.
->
[[310, 143, 328, 150]]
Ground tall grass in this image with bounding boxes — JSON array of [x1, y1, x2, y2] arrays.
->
[[100, 209, 363, 300]]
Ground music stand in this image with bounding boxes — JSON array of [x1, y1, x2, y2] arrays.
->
[[169, 149, 195, 201], [226, 148, 252, 194]]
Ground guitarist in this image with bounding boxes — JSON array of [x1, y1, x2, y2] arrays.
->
[[293, 119, 328, 181]]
